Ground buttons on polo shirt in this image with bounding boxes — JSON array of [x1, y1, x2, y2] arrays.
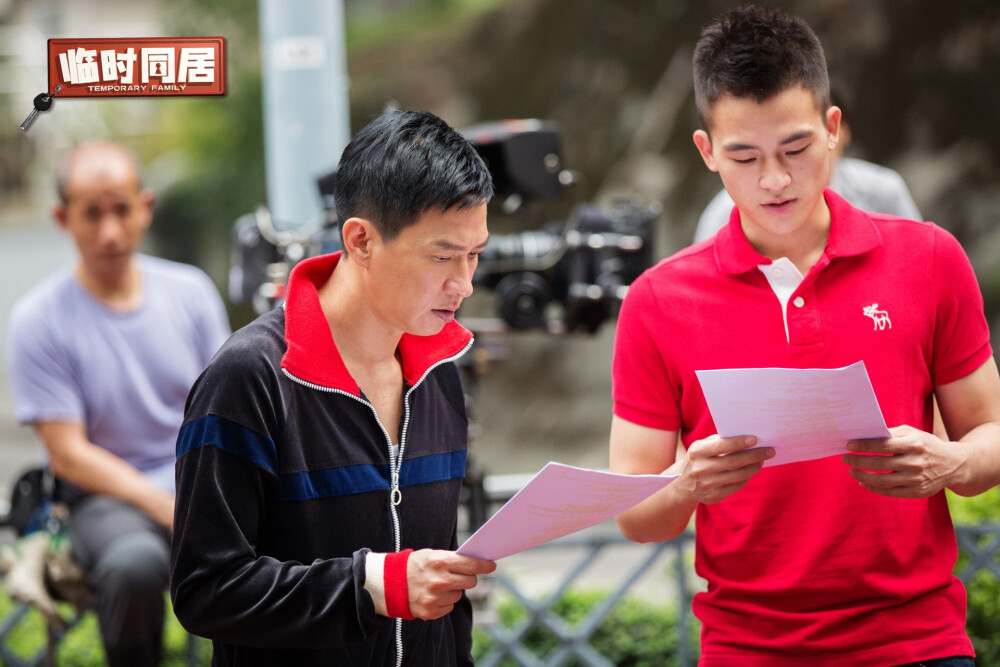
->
[[757, 258, 805, 344], [787, 290, 822, 348]]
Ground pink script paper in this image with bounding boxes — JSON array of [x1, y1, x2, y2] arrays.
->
[[457, 462, 676, 561], [695, 360, 891, 467]]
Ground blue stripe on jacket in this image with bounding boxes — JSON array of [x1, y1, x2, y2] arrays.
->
[[177, 414, 278, 475], [177, 414, 467, 501], [279, 450, 467, 501]]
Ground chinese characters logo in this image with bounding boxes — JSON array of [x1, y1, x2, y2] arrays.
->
[[48, 37, 226, 97]]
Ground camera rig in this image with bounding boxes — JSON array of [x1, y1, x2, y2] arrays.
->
[[230, 119, 659, 334]]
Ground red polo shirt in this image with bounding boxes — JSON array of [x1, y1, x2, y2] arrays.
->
[[613, 189, 991, 665]]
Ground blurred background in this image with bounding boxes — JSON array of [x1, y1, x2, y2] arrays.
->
[[2, 0, 1000, 494]]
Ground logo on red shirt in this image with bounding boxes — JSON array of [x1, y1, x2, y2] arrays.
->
[[863, 303, 892, 330]]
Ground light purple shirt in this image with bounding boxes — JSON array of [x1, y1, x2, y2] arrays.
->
[[7, 254, 230, 493]]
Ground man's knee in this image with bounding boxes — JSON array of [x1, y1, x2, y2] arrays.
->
[[91, 531, 169, 595]]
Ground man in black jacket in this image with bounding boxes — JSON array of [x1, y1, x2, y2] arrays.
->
[[170, 109, 497, 666]]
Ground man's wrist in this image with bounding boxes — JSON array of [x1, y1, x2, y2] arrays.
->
[[363, 549, 414, 619], [384, 549, 414, 620], [363, 551, 388, 616]]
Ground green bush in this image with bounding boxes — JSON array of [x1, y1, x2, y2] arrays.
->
[[948, 487, 1000, 526], [949, 489, 1000, 666], [472, 588, 700, 666], [0, 591, 210, 666], [964, 566, 1000, 667]]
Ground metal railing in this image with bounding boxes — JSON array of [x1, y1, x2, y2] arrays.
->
[[472, 530, 696, 667], [3, 484, 1000, 666], [468, 523, 1000, 667], [956, 523, 1000, 582], [461, 470, 1000, 666]]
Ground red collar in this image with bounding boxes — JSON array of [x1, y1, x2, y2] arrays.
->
[[713, 188, 883, 274], [280, 252, 474, 396]]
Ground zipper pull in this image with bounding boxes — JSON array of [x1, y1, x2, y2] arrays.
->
[[391, 471, 402, 506]]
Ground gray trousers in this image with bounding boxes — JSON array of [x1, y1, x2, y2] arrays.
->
[[69, 495, 170, 667]]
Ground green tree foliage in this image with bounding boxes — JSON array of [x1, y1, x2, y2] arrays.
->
[[149, 76, 265, 270], [147, 0, 265, 277]]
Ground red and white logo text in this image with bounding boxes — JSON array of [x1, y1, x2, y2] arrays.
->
[[48, 37, 226, 97]]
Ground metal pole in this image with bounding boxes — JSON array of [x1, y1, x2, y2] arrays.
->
[[258, 0, 351, 230]]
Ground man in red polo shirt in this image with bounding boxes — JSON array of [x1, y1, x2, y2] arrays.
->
[[610, 6, 1000, 666]]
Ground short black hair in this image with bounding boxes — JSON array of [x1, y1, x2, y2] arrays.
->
[[693, 5, 830, 130], [334, 109, 493, 247]]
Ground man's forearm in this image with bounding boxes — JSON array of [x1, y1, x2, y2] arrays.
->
[[616, 474, 697, 544], [48, 437, 174, 527], [949, 422, 1000, 497]]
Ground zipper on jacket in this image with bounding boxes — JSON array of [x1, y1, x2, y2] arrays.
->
[[389, 337, 473, 667], [282, 334, 473, 667], [282, 370, 407, 665]]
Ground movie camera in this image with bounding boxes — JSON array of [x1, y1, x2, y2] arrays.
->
[[229, 119, 660, 333]]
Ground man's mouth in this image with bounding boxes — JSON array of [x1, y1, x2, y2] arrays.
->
[[762, 197, 796, 212]]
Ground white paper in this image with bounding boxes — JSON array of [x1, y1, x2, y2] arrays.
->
[[695, 361, 891, 467], [457, 462, 676, 561]]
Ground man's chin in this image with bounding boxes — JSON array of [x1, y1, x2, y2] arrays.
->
[[405, 317, 447, 339], [88, 257, 132, 279]]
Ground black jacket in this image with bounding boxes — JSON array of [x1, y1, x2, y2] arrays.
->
[[170, 253, 475, 666]]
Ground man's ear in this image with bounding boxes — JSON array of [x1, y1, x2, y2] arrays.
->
[[140, 187, 156, 209], [693, 130, 718, 172], [139, 187, 155, 230], [825, 105, 843, 151], [341, 217, 376, 267], [52, 203, 68, 231]]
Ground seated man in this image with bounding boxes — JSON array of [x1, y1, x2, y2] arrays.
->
[[7, 140, 230, 666]]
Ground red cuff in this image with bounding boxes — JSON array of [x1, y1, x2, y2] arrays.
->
[[384, 549, 414, 620]]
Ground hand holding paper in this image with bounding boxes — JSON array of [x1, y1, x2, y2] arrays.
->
[[844, 424, 962, 499], [457, 463, 676, 561]]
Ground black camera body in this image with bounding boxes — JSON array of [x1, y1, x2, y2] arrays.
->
[[462, 120, 659, 333], [230, 119, 658, 334], [474, 201, 658, 333]]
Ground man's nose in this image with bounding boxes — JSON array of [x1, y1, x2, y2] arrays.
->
[[96, 215, 126, 246], [759, 158, 791, 192], [447, 258, 475, 298]]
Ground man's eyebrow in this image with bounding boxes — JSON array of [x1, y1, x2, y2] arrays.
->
[[429, 236, 490, 251], [779, 130, 815, 145], [721, 140, 756, 152], [722, 130, 816, 152]]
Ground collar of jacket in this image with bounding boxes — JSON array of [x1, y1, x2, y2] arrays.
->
[[713, 187, 884, 275], [280, 252, 474, 397]]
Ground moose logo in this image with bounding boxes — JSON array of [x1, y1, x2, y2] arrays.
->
[[863, 303, 892, 331]]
